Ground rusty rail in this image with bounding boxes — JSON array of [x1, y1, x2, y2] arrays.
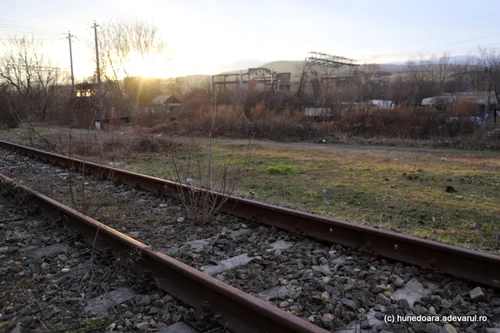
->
[[0, 173, 328, 333], [1, 140, 499, 289]]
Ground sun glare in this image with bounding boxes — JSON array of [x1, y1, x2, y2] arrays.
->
[[127, 52, 172, 78]]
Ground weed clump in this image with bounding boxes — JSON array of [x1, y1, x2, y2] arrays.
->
[[266, 164, 297, 176]]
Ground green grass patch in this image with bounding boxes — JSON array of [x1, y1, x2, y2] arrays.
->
[[266, 164, 298, 175], [78, 317, 107, 333]]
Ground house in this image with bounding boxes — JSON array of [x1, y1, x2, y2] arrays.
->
[[422, 95, 453, 108], [422, 91, 498, 110], [422, 91, 498, 126], [276, 72, 292, 91], [151, 95, 181, 114], [304, 107, 333, 117], [368, 100, 395, 110]]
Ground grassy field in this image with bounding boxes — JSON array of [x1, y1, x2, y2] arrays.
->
[[117, 138, 500, 254], [1, 126, 499, 254]]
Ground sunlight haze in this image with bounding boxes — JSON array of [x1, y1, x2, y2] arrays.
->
[[1, 0, 500, 79]]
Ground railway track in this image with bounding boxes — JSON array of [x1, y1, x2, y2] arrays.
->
[[0, 140, 498, 288], [0, 173, 324, 333], [1, 140, 500, 332], [0, 183, 200, 333]]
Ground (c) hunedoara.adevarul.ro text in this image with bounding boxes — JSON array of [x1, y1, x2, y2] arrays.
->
[[384, 314, 488, 324]]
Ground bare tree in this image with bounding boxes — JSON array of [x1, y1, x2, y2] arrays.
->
[[0, 35, 62, 140], [355, 63, 381, 100], [445, 55, 475, 93], [407, 55, 438, 102], [0, 35, 62, 122], [90, 19, 168, 117], [0, 82, 16, 127], [476, 47, 500, 113], [390, 76, 413, 105], [99, 19, 167, 77]]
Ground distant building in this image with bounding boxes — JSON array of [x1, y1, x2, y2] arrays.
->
[[276, 72, 291, 91], [422, 91, 498, 109], [422, 91, 498, 126], [151, 95, 181, 114], [304, 107, 334, 118], [212, 68, 291, 92], [367, 100, 395, 110]]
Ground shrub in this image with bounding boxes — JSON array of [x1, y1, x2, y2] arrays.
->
[[113, 89, 497, 150], [168, 138, 250, 225]]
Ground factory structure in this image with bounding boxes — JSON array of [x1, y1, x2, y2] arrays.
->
[[212, 67, 292, 92], [211, 52, 359, 97]]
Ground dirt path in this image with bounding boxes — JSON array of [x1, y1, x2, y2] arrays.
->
[[2, 125, 499, 156], [168, 135, 500, 156]]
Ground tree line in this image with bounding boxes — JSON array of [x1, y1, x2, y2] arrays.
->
[[0, 19, 167, 128], [1, 18, 500, 129]]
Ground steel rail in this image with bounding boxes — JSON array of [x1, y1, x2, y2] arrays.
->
[[1, 140, 499, 289], [0, 173, 328, 333]]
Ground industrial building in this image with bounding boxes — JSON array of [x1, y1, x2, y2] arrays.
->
[[211, 52, 359, 97]]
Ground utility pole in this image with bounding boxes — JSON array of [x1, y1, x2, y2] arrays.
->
[[65, 32, 78, 127], [93, 21, 105, 123], [66, 32, 75, 93]]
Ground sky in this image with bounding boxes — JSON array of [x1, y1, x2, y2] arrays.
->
[[1, 0, 500, 80]]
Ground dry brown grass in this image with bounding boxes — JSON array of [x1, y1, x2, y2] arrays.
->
[[7, 93, 497, 152], [331, 104, 479, 140], [34, 129, 184, 164], [179, 105, 248, 137], [171, 103, 317, 141], [163, 94, 496, 147]]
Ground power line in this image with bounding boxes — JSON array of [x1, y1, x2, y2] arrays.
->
[[422, 32, 500, 54], [0, 20, 86, 30], [431, 21, 497, 41], [406, 10, 500, 48], [435, 11, 500, 33], [0, 24, 67, 29], [0, 20, 88, 40], [0, 18, 82, 25], [0, 26, 79, 35], [4, 64, 64, 70], [352, 11, 500, 61], [0, 37, 59, 41], [443, 42, 500, 56], [0, 31, 80, 37], [369, 32, 500, 63]]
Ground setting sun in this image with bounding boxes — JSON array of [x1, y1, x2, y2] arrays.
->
[[125, 51, 219, 78], [127, 52, 172, 78]]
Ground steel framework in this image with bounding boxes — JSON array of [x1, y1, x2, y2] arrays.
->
[[212, 68, 278, 93], [298, 51, 359, 100], [305, 52, 358, 68]]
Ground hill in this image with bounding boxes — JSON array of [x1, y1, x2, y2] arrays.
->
[[163, 55, 474, 93]]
